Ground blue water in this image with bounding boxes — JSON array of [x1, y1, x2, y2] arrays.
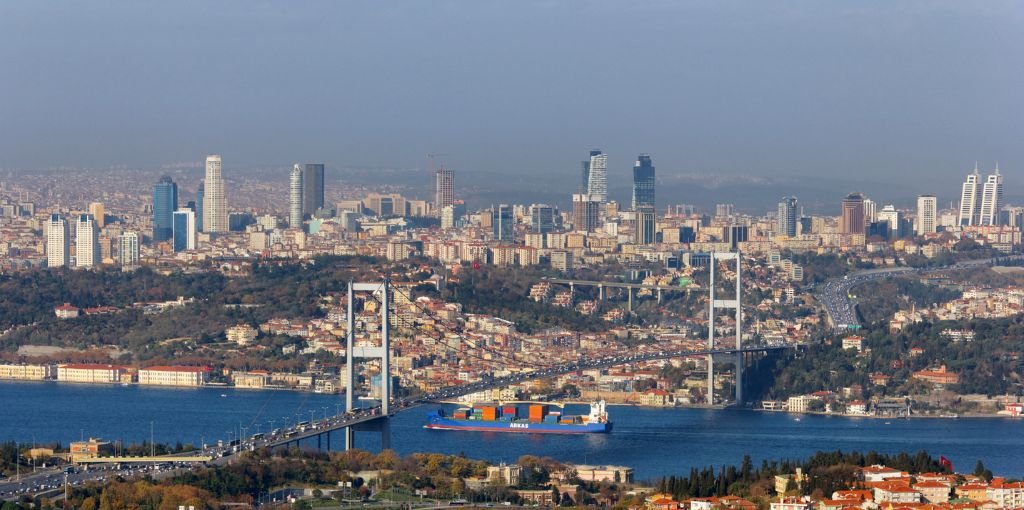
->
[[1, 382, 1021, 480]]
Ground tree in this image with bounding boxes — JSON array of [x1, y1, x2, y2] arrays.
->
[[551, 487, 561, 505]]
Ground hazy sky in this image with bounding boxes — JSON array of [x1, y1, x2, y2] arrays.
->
[[1, 1, 1021, 191]]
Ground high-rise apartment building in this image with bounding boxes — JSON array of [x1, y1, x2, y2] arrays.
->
[[635, 205, 656, 245], [172, 209, 196, 252], [530, 204, 556, 234], [715, 204, 735, 218], [777, 196, 798, 237], [435, 168, 454, 214], [586, 150, 608, 203], [75, 214, 99, 268], [289, 164, 304, 228], [46, 213, 70, 268], [302, 163, 325, 217], [119, 231, 139, 266], [572, 193, 601, 232], [959, 166, 982, 226], [152, 176, 178, 242], [878, 205, 899, 234], [980, 166, 1003, 226], [916, 195, 937, 235], [203, 155, 228, 233], [841, 192, 866, 235], [89, 202, 105, 228], [632, 154, 655, 210], [863, 198, 877, 224], [196, 181, 204, 232], [492, 204, 514, 242]]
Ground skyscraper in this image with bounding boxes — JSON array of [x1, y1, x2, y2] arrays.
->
[[580, 159, 591, 193], [172, 209, 196, 252], [152, 175, 178, 242], [777, 196, 798, 237], [89, 202, 105, 228], [572, 193, 600, 232], [75, 214, 99, 268], [203, 155, 228, 233], [302, 163, 325, 217], [632, 154, 655, 211], [492, 204, 514, 242], [196, 181, 204, 232], [586, 150, 608, 203], [119, 231, 139, 266], [435, 168, 454, 215], [841, 192, 866, 235], [863, 198, 877, 224], [979, 165, 1003, 226], [916, 195, 937, 235], [530, 204, 556, 234], [46, 213, 69, 268], [289, 164, 304, 228], [878, 205, 900, 234], [959, 165, 982, 226], [635, 205, 656, 245]]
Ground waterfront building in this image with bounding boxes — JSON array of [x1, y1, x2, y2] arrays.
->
[[980, 166, 1003, 226], [302, 163, 325, 217], [0, 364, 56, 381], [119, 231, 139, 266], [88, 202, 105, 228], [69, 438, 113, 462], [75, 214, 99, 268], [57, 364, 129, 384], [46, 213, 70, 268], [172, 209, 196, 251], [203, 155, 228, 233], [289, 164, 304, 228], [152, 175, 178, 242], [586, 150, 608, 203], [138, 366, 209, 387], [232, 370, 271, 389], [632, 154, 655, 210], [569, 465, 634, 483], [487, 464, 522, 486], [492, 204, 514, 242], [435, 168, 454, 214], [841, 193, 866, 235], [778, 197, 798, 237], [916, 194, 937, 235]]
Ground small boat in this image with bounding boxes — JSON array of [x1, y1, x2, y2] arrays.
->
[[794, 417, 801, 422], [220, 394, 228, 398]]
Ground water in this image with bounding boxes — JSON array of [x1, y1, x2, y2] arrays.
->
[[2, 382, 1022, 480]]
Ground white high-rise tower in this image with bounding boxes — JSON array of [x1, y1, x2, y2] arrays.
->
[[979, 165, 1003, 226], [75, 214, 99, 268], [916, 195, 937, 235], [959, 165, 983, 226], [46, 213, 70, 268], [203, 155, 228, 233], [289, 164, 304, 228], [586, 150, 608, 203]]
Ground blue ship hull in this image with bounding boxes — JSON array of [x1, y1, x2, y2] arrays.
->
[[425, 414, 611, 434]]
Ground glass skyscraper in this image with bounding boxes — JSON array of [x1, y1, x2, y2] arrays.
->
[[492, 204, 514, 242], [303, 164, 325, 217], [172, 209, 196, 252], [152, 175, 178, 242], [777, 196, 798, 237], [632, 154, 655, 211]]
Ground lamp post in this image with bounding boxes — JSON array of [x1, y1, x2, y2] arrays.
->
[[150, 421, 155, 457]]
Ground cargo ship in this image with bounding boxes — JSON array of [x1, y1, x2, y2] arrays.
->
[[425, 401, 611, 434]]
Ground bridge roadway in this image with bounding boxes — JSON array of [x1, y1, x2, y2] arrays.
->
[[541, 277, 696, 293], [815, 255, 1024, 331]]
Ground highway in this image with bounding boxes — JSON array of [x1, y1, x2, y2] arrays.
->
[[815, 255, 1024, 331]]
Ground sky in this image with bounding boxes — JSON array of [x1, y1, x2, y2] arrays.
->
[[0, 1, 1021, 195]]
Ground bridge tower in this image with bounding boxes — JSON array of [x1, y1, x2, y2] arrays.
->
[[707, 252, 743, 405], [344, 279, 393, 451]]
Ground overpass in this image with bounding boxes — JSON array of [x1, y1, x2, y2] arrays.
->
[[540, 277, 697, 311]]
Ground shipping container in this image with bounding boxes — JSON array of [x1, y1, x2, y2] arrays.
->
[[502, 406, 518, 417], [482, 407, 498, 421]]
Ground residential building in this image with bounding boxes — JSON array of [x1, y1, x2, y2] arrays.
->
[[119, 231, 140, 266], [203, 154, 228, 233], [486, 463, 522, 486], [88, 202, 105, 228], [226, 324, 259, 345], [302, 163, 325, 217], [632, 154, 655, 210], [46, 213, 70, 268], [435, 168, 454, 214], [639, 388, 673, 407], [778, 197, 798, 237], [289, 164, 304, 228], [573, 193, 600, 232], [152, 175, 178, 242], [75, 214, 99, 268], [196, 180, 204, 232]]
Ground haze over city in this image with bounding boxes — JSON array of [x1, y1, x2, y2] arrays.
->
[[1, 1, 1021, 199]]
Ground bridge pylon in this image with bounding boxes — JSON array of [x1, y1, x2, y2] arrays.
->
[[344, 279, 394, 451], [707, 252, 743, 406]]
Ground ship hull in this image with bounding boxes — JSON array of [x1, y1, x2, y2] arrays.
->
[[425, 417, 611, 434]]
